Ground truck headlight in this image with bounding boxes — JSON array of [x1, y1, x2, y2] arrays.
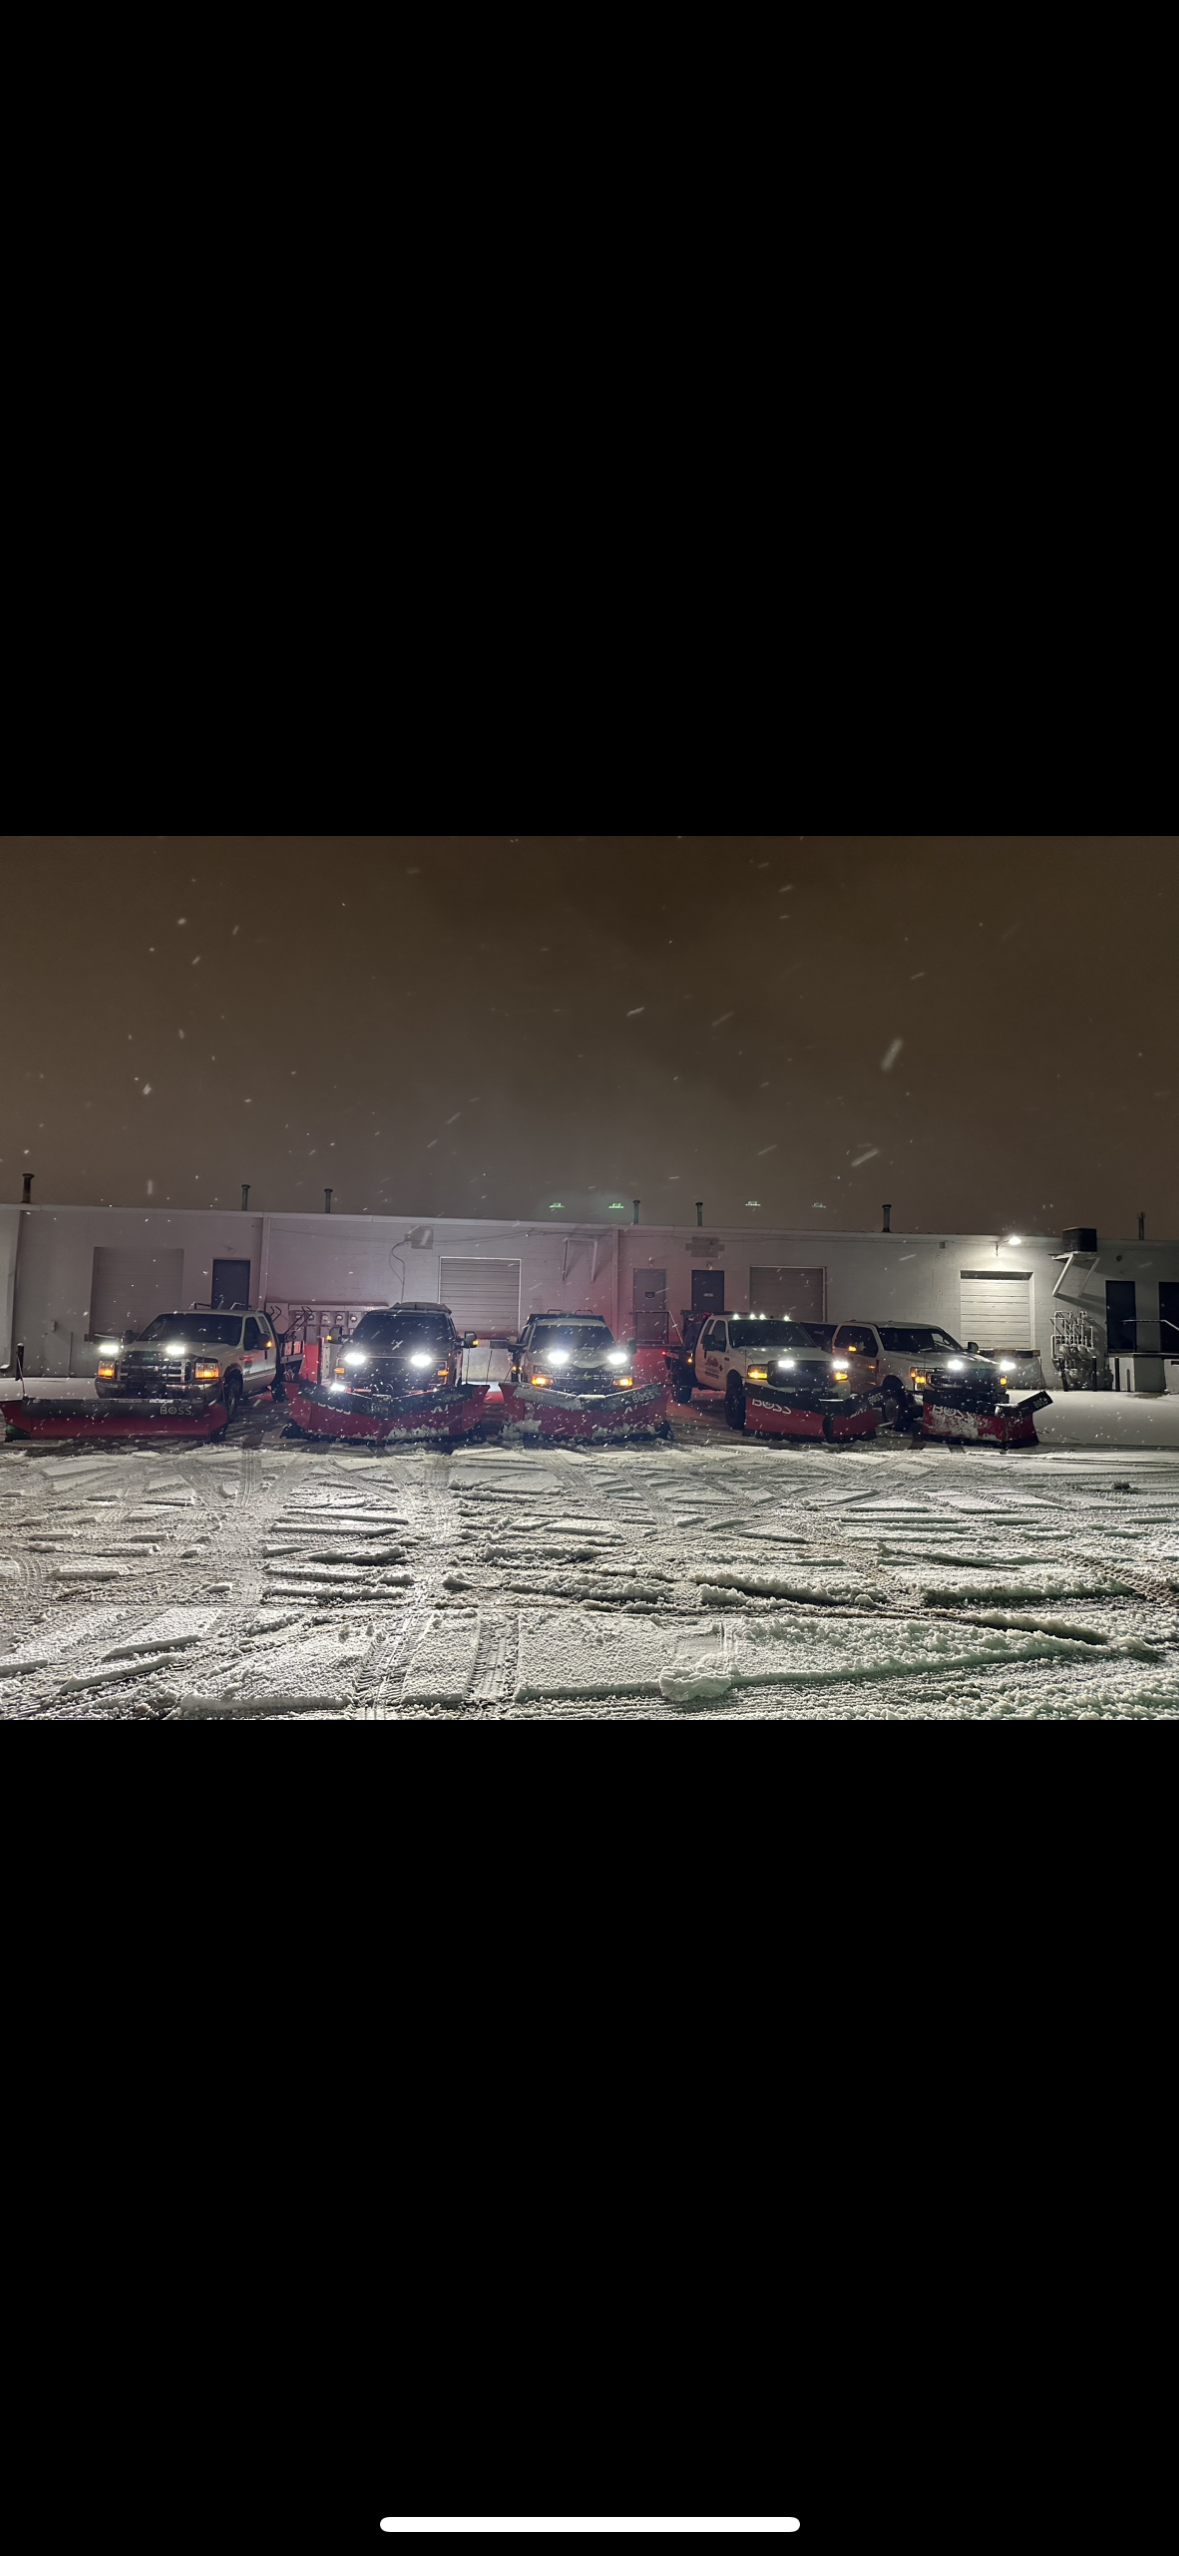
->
[[531, 1374, 551, 1386], [343, 1349, 368, 1367], [409, 1352, 432, 1369], [747, 1367, 769, 1381], [831, 1366, 849, 1380], [777, 1358, 796, 1370], [194, 1363, 221, 1381], [617, 1375, 633, 1387], [97, 1362, 116, 1380], [606, 1350, 628, 1366], [98, 1341, 120, 1356]]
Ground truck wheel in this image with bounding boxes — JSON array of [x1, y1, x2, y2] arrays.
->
[[725, 1375, 746, 1430], [673, 1371, 694, 1404], [222, 1372, 243, 1425], [880, 1379, 909, 1430]]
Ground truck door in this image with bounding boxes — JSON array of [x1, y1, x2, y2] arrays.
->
[[242, 1316, 264, 1389], [700, 1319, 726, 1386]]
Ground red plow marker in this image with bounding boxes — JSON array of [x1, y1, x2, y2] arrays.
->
[[743, 1391, 878, 1443], [3, 1395, 230, 1441], [284, 1377, 491, 1443], [920, 1392, 1050, 1447], [499, 1375, 670, 1440]]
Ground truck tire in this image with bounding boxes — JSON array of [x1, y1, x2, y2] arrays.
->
[[725, 1374, 746, 1430], [672, 1369, 694, 1404], [222, 1372, 243, 1425], [880, 1378, 910, 1429]]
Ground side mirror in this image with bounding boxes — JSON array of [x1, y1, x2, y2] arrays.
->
[[966, 1340, 979, 1353]]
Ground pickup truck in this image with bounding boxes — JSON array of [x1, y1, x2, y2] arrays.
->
[[665, 1314, 860, 1431], [94, 1307, 279, 1422]]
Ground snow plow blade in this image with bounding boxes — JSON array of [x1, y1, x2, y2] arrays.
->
[[744, 1388, 878, 1442], [499, 1375, 669, 1440], [3, 1397, 229, 1440], [285, 1378, 490, 1442], [921, 1392, 1051, 1446]]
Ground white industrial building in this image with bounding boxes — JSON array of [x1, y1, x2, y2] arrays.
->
[[3, 1198, 1178, 1392]]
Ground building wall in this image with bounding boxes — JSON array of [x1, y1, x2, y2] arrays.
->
[[8, 1201, 1179, 1382]]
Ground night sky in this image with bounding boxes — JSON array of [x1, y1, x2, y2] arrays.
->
[[2, 835, 1174, 1237]]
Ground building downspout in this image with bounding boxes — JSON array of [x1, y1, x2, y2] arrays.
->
[[612, 1222, 621, 1336]]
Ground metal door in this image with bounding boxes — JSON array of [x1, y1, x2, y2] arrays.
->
[[1105, 1279, 1136, 1353], [749, 1265, 824, 1320], [632, 1269, 667, 1344], [212, 1257, 252, 1310], [691, 1269, 725, 1314]]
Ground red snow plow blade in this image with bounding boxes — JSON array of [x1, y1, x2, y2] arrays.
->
[[500, 1375, 669, 1439], [744, 1390, 878, 1442], [920, 1392, 1050, 1446], [285, 1378, 490, 1442], [3, 1396, 229, 1440]]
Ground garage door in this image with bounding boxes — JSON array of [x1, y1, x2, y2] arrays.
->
[[959, 1270, 1033, 1352], [438, 1258, 521, 1336], [90, 1246, 184, 1338], [749, 1266, 825, 1321]]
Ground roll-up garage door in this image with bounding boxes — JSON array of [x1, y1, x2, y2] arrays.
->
[[438, 1258, 521, 1335], [90, 1246, 185, 1338], [749, 1266, 825, 1321], [959, 1270, 1033, 1352]]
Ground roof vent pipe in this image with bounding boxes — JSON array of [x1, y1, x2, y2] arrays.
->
[[882, 1203, 891, 1233], [1139, 1211, 1146, 1240], [324, 1189, 333, 1214], [21, 1173, 33, 1204], [696, 1201, 704, 1227], [632, 1199, 640, 1224], [241, 1183, 251, 1213]]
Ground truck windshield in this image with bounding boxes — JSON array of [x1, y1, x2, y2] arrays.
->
[[877, 1327, 962, 1353], [352, 1314, 451, 1349], [137, 1315, 243, 1346], [729, 1320, 818, 1348]]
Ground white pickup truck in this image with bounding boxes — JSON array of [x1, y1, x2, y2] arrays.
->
[[669, 1314, 858, 1430]]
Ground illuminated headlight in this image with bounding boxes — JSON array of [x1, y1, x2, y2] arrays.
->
[[747, 1367, 769, 1381], [617, 1376, 633, 1387], [777, 1358, 796, 1371], [531, 1374, 551, 1386], [606, 1350, 628, 1367], [409, 1351, 432, 1369], [831, 1365, 849, 1380], [194, 1363, 221, 1381], [98, 1341, 120, 1357], [948, 1359, 963, 1371], [912, 1371, 930, 1386], [97, 1362, 116, 1379], [549, 1350, 570, 1367], [343, 1350, 368, 1367], [999, 1374, 1008, 1385], [165, 1341, 185, 1355], [330, 1380, 346, 1392]]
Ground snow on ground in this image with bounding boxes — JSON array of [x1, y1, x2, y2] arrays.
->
[[1034, 1391, 1179, 1449], [3, 1396, 1179, 1719]]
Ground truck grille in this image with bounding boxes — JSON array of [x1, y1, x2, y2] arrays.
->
[[121, 1357, 187, 1386]]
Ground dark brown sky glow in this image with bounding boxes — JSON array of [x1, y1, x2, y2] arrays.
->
[[2, 834, 1175, 1237]]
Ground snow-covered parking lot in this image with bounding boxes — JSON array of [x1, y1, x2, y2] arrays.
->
[[4, 1398, 1179, 1719]]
